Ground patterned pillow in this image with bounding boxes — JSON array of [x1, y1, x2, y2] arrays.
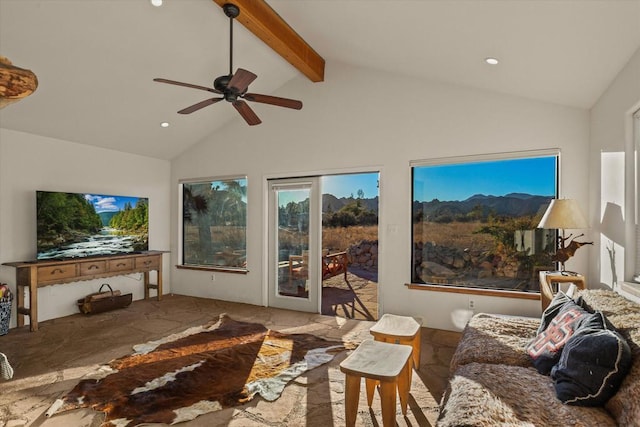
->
[[537, 291, 573, 334], [551, 311, 632, 406], [527, 298, 589, 374]]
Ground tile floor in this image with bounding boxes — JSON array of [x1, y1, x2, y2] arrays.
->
[[0, 294, 460, 427]]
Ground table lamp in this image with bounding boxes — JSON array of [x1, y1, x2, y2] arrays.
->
[[537, 199, 592, 272]]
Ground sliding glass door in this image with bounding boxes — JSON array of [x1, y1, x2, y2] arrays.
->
[[267, 177, 320, 312]]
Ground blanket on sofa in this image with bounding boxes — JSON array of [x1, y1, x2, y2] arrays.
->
[[438, 290, 640, 427], [439, 362, 618, 426]]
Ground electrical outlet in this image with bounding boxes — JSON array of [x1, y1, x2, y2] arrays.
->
[[468, 298, 475, 310], [211, 274, 216, 282]]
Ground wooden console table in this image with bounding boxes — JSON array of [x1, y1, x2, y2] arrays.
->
[[3, 251, 165, 332]]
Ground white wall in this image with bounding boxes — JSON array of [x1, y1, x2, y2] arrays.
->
[[589, 47, 640, 292], [171, 61, 590, 331], [0, 129, 171, 328]]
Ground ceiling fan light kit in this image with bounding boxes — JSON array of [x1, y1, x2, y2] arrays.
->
[[153, 3, 303, 126]]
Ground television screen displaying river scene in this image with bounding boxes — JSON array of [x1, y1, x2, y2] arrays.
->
[[36, 191, 149, 260]]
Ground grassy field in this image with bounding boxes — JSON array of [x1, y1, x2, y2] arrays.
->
[[322, 225, 378, 251], [187, 221, 497, 260], [322, 222, 494, 248], [187, 222, 493, 254], [413, 221, 494, 251], [321, 222, 495, 252]]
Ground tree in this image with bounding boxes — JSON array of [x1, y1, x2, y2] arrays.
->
[[109, 199, 148, 233], [466, 203, 485, 221], [324, 200, 378, 227], [286, 201, 300, 227], [37, 192, 101, 237], [216, 180, 246, 226], [183, 183, 213, 259]]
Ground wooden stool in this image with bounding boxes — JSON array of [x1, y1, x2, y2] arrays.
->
[[339, 339, 412, 427], [370, 313, 422, 370]]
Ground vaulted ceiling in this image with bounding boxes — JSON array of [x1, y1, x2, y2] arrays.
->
[[1, 0, 639, 160]]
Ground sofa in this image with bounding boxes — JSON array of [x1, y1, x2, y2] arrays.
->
[[437, 288, 640, 426]]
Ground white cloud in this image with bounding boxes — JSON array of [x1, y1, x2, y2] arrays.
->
[[86, 195, 118, 212]]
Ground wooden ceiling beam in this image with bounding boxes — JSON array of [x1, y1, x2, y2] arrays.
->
[[212, 0, 325, 82]]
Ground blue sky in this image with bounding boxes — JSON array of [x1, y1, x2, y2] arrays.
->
[[85, 194, 145, 213], [277, 173, 379, 207], [413, 157, 557, 202], [322, 173, 379, 199], [274, 159, 554, 207]]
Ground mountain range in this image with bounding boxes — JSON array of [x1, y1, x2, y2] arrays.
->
[[98, 211, 117, 226], [413, 193, 552, 219], [314, 192, 550, 219], [322, 194, 379, 214]]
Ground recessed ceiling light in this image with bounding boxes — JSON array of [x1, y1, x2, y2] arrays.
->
[[160, 122, 169, 128], [151, 0, 163, 7], [485, 57, 499, 65]]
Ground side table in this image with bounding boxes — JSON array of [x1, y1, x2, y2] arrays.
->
[[539, 271, 586, 311], [339, 339, 413, 427], [370, 313, 422, 370]]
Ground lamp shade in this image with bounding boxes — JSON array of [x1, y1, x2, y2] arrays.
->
[[537, 199, 588, 229]]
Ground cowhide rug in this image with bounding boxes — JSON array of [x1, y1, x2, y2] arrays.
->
[[46, 314, 343, 426]]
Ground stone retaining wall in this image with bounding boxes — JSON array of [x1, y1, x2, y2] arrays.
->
[[345, 239, 531, 279], [347, 240, 378, 271], [413, 241, 525, 283]]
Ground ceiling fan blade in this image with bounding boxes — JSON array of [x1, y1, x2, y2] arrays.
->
[[244, 93, 303, 110], [154, 78, 221, 94], [233, 100, 261, 126], [228, 68, 257, 93], [177, 97, 224, 114]]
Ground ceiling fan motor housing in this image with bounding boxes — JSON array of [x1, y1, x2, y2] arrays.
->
[[213, 74, 231, 92], [214, 74, 244, 102], [223, 4, 239, 19]]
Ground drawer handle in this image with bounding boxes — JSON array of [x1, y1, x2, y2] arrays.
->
[[116, 262, 127, 267], [88, 264, 100, 270], [144, 261, 152, 266], [51, 268, 64, 275]]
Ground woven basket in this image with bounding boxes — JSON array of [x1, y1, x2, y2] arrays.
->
[[0, 299, 12, 336]]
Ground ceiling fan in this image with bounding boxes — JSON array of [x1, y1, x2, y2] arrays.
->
[[153, 3, 303, 126]]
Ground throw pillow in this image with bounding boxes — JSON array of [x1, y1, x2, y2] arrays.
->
[[537, 291, 572, 334], [551, 311, 632, 407], [527, 299, 589, 374], [537, 292, 593, 334]]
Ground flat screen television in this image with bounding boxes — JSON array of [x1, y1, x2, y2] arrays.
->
[[36, 191, 149, 260]]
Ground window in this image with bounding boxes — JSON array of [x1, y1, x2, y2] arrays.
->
[[411, 151, 558, 293], [634, 109, 640, 281], [181, 176, 247, 270]]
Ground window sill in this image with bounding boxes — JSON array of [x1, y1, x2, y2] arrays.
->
[[620, 281, 640, 299], [176, 264, 248, 274], [405, 283, 540, 300]]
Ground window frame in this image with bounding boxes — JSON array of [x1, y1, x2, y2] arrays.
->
[[409, 149, 560, 296], [632, 109, 640, 281], [178, 175, 248, 274]]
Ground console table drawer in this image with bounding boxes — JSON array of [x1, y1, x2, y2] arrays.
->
[[80, 260, 107, 276], [38, 265, 77, 281], [109, 258, 134, 272], [136, 256, 160, 270]]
